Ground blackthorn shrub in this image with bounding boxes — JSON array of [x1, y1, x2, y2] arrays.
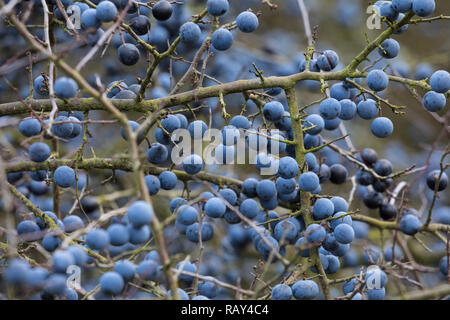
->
[[0, 0, 448, 302]]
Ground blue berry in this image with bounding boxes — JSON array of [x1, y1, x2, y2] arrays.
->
[[324, 118, 341, 130], [175, 114, 188, 129], [63, 215, 84, 233], [429, 70, 450, 93], [179, 22, 201, 43], [256, 235, 279, 261], [161, 114, 181, 133], [5, 259, 30, 285], [366, 70, 389, 92], [42, 234, 61, 252], [242, 178, 259, 197], [43, 274, 67, 295], [298, 172, 319, 192], [269, 133, 287, 155], [330, 83, 350, 101], [343, 278, 358, 295], [17, 220, 40, 241], [96, 1, 117, 22], [312, 198, 334, 220], [230, 115, 250, 129], [275, 177, 296, 195], [206, 0, 229, 16], [334, 223, 355, 244], [159, 171, 178, 190], [27, 267, 49, 288], [304, 114, 324, 135], [236, 11, 258, 33], [128, 225, 151, 244], [219, 188, 237, 206], [177, 205, 198, 225], [127, 200, 154, 228], [108, 224, 130, 246], [357, 99, 378, 120], [319, 98, 341, 120], [145, 174, 161, 195], [182, 154, 203, 174], [54, 77, 78, 99], [212, 28, 234, 51], [118, 43, 140, 66], [147, 143, 168, 164], [168, 288, 190, 300], [330, 211, 353, 230], [325, 255, 341, 274], [439, 256, 448, 276], [317, 50, 339, 71], [274, 220, 298, 243], [247, 132, 268, 151], [239, 198, 259, 219], [272, 284, 292, 300], [374, 159, 393, 176], [197, 281, 217, 298], [54, 166, 76, 188], [30, 170, 47, 181], [277, 157, 298, 179], [68, 116, 81, 138], [426, 170, 448, 192], [380, 2, 399, 21], [259, 195, 278, 210], [52, 250, 75, 273], [367, 287, 385, 300], [67, 245, 88, 265], [152, 0, 173, 21], [370, 117, 394, 138], [19, 118, 42, 137], [256, 179, 277, 200], [51, 116, 74, 138], [330, 164, 348, 184], [331, 196, 349, 213], [100, 271, 124, 295], [114, 260, 136, 282], [175, 261, 197, 283], [263, 101, 284, 122], [130, 15, 151, 36], [120, 120, 140, 141], [378, 39, 400, 59], [169, 197, 187, 213], [186, 222, 214, 242], [292, 280, 319, 300], [205, 197, 226, 218], [392, 0, 413, 12], [422, 91, 446, 112], [221, 125, 240, 145], [415, 63, 433, 80], [412, 0, 435, 17], [399, 212, 421, 236], [81, 8, 101, 29], [34, 75, 48, 97], [305, 223, 326, 243], [86, 228, 110, 250], [188, 120, 208, 139]]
